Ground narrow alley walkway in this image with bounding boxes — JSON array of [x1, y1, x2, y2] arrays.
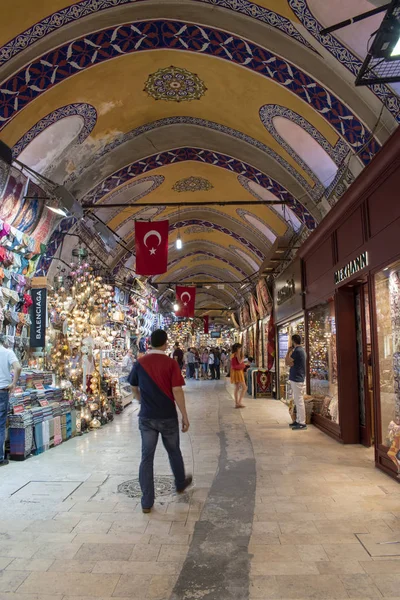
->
[[1, 381, 400, 600]]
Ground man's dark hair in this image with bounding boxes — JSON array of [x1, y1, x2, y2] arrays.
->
[[175, 342, 180, 347], [151, 329, 168, 348], [292, 334, 302, 346]]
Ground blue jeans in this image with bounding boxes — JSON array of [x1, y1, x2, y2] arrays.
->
[[139, 417, 186, 508], [0, 390, 9, 462]]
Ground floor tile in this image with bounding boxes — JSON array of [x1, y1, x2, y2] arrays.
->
[[74, 543, 134, 562], [0, 571, 29, 593], [1, 386, 397, 600], [5, 558, 53, 572], [17, 572, 120, 597]]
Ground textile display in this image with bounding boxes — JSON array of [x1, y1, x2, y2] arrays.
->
[[253, 370, 273, 398], [248, 294, 259, 323], [53, 417, 62, 446], [256, 278, 272, 318]]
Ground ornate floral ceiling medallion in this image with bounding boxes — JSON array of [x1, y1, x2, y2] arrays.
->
[[184, 225, 214, 234], [173, 176, 213, 193], [144, 66, 207, 102]]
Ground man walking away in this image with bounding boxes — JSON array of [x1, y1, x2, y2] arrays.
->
[[128, 329, 192, 512], [285, 334, 307, 430], [173, 342, 184, 371], [0, 334, 21, 466]]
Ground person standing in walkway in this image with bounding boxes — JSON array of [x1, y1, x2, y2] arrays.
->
[[128, 329, 192, 512], [230, 343, 246, 408], [194, 349, 200, 380], [0, 334, 21, 466], [208, 349, 215, 380], [285, 334, 307, 430], [220, 349, 228, 375], [186, 348, 195, 379], [214, 348, 221, 380], [173, 342, 184, 371], [201, 348, 209, 379], [121, 348, 134, 382]]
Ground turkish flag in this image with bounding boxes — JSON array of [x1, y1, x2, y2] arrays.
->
[[175, 286, 196, 317], [135, 220, 169, 275], [203, 315, 209, 334]]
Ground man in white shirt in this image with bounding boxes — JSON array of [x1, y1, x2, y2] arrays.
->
[[121, 349, 134, 381], [0, 335, 21, 466]]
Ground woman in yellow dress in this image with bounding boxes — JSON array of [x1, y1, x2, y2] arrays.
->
[[230, 343, 246, 408]]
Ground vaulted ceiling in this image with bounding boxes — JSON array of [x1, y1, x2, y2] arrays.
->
[[0, 0, 398, 316]]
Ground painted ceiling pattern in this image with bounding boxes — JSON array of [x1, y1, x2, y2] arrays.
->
[[0, 1, 398, 315], [0, 19, 379, 164], [82, 148, 315, 228], [0, 0, 314, 67], [172, 176, 213, 193], [144, 66, 207, 102]]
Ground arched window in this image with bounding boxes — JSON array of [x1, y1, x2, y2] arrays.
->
[[273, 116, 338, 187], [245, 180, 303, 233], [241, 213, 277, 244], [17, 116, 84, 174]]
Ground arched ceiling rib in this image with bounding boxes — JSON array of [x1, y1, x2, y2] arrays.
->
[[0, 1, 398, 312]]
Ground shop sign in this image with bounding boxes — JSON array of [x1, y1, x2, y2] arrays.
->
[[30, 288, 47, 348], [277, 277, 296, 306], [334, 252, 368, 285], [274, 257, 303, 324]]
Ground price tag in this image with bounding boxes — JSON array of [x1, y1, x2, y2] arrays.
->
[[13, 404, 24, 414], [39, 400, 49, 407]]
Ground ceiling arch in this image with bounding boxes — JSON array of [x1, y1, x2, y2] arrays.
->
[[12, 103, 97, 159], [82, 148, 315, 227], [0, 19, 380, 161], [1, 2, 398, 312]]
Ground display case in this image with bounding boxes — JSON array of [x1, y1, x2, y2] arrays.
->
[[375, 260, 400, 449], [307, 302, 338, 424], [277, 316, 304, 400]]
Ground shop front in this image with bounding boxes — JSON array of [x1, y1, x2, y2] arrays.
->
[[299, 128, 400, 479], [274, 257, 304, 401]]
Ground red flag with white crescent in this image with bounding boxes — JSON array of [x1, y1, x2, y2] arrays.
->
[[135, 220, 169, 275], [175, 286, 196, 318]]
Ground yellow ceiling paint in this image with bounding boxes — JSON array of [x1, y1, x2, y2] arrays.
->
[[159, 255, 244, 278], [256, 0, 300, 21], [0, 1, 74, 47], [3, 52, 338, 187]]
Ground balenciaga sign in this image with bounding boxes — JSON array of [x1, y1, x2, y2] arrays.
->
[[334, 252, 368, 285], [30, 288, 47, 347]]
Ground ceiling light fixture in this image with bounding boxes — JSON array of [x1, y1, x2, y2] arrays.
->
[[173, 303, 179, 311], [176, 205, 183, 250], [47, 204, 69, 217]]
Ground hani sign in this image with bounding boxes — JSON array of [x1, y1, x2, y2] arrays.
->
[[334, 252, 368, 285], [277, 277, 296, 306]]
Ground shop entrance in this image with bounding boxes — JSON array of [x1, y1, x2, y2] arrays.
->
[[354, 283, 374, 447]]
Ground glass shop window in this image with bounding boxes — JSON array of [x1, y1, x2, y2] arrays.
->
[[375, 260, 400, 446], [307, 301, 339, 423]]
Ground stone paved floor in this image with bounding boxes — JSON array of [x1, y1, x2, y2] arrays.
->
[[1, 380, 400, 599]]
